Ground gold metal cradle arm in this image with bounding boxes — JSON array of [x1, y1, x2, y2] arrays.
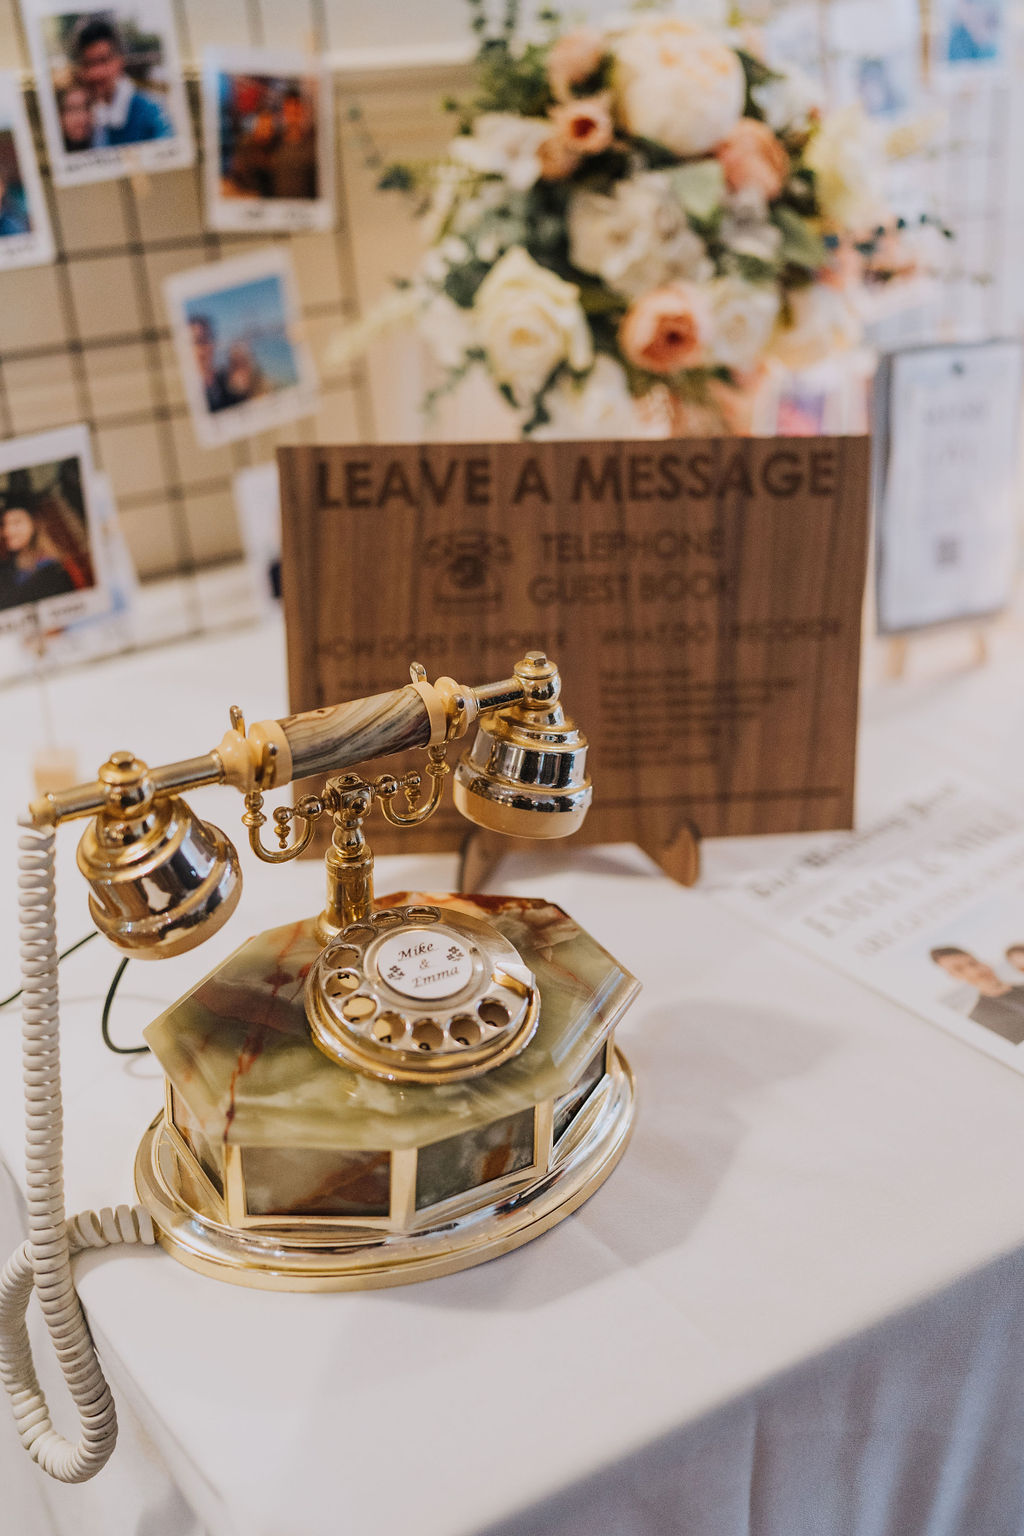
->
[[31, 651, 592, 960]]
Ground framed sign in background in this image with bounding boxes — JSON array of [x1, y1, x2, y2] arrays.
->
[[874, 340, 1024, 635], [279, 438, 871, 871]]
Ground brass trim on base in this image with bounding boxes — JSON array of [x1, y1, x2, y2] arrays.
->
[[133, 1049, 636, 1292]]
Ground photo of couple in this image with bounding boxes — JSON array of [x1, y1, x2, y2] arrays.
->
[[202, 48, 334, 232], [168, 250, 317, 448], [217, 71, 318, 203], [26, 0, 193, 185], [54, 13, 172, 152], [931, 943, 1024, 1044]]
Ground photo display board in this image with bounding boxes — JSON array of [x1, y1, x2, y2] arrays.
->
[[278, 437, 871, 865]]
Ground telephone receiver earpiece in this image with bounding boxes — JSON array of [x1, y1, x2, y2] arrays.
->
[[453, 652, 591, 839]]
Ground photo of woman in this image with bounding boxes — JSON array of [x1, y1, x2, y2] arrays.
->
[[57, 80, 98, 153], [0, 449, 97, 619]]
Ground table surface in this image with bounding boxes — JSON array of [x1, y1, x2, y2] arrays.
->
[[2, 613, 1024, 1536]]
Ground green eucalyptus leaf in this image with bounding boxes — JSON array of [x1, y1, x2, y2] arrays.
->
[[773, 205, 827, 271], [666, 160, 726, 222]]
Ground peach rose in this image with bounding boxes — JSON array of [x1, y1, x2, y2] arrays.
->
[[549, 93, 614, 157], [716, 117, 789, 201], [619, 283, 709, 375], [537, 134, 581, 181], [548, 28, 606, 101]]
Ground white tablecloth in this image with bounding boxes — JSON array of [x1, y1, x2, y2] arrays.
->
[[4, 614, 1024, 1536]]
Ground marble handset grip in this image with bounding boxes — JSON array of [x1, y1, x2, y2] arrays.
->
[[277, 686, 434, 782]]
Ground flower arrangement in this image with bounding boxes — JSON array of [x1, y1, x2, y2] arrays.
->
[[376, 1, 926, 435]]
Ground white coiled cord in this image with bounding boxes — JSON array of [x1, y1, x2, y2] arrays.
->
[[0, 818, 156, 1482]]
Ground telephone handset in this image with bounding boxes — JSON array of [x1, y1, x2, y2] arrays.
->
[[0, 651, 638, 1483]]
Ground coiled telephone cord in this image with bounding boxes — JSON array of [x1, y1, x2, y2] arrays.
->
[[0, 819, 156, 1483]]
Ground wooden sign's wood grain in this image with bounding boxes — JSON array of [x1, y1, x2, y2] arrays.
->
[[278, 437, 870, 866]]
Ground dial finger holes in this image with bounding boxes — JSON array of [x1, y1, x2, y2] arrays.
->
[[411, 1020, 443, 1052], [450, 1015, 482, 1048], [341, 995, 377, 1023], [373, 1011, 405, 1045], [343, 924, 375, 943], [478, 999, 510, 1030], [373, 910, 403, 928], [325, 969, 360, 997], [405, 905, 440, 922], [327, 945, 360, 968]]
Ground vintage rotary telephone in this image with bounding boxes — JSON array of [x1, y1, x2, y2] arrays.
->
[[0, 651, 638, 1483]]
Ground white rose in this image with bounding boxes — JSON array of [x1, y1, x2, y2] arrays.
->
[[449, 113, 550, 193], [769, 284, 862, 369], [708, 277, 780, 371], [804, 106, 888, 232], [611, 17, 745, 157], [473, 247, 593, 404], [752, 66, 821, 132], [531, 356, 664, 441], [568, 173, 713, 299]]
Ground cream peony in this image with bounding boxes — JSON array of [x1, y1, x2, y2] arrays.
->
[[568, 173, 713, 299], [708, 277, 780, 371], [804, 106, 887, 232], [769, 284, 861, 369], [611, 17, 744, 158], [450, 113, 550, 193], [473, 247, 592, 403]]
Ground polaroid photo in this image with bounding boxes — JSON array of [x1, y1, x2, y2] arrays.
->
[[827, 0, 922, 119], [166, 246, 318, 449], [202, 47, 335, 234], [775, 381, 830, 436], [0, 425, 106, 638], [874, 340, 1024, 634], [0, 72, 55, 270], [22, 0, 195, 187], [233, 462, 281, 618], [0, 471, 138, 681], [932, 0, 1006, 77]]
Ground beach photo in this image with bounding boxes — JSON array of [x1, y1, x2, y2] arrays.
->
[[166, 248, 318, 447]]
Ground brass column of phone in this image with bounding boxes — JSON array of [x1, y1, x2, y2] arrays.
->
[[0, 651, 639, 1483]]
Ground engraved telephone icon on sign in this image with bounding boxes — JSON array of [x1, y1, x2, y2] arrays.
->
[[0, 650, 639, 1485]]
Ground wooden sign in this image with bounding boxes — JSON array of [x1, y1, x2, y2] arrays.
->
[[278, 437, 870, 870]]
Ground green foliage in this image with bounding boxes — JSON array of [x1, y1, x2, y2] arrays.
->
[[667, 160, 726, 223], [443, 259, 492, 308], [773, 205, 827, 272], [735, 48, 782, 117], [378, 165, 415, 193], [733, 252, 780, 283]]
